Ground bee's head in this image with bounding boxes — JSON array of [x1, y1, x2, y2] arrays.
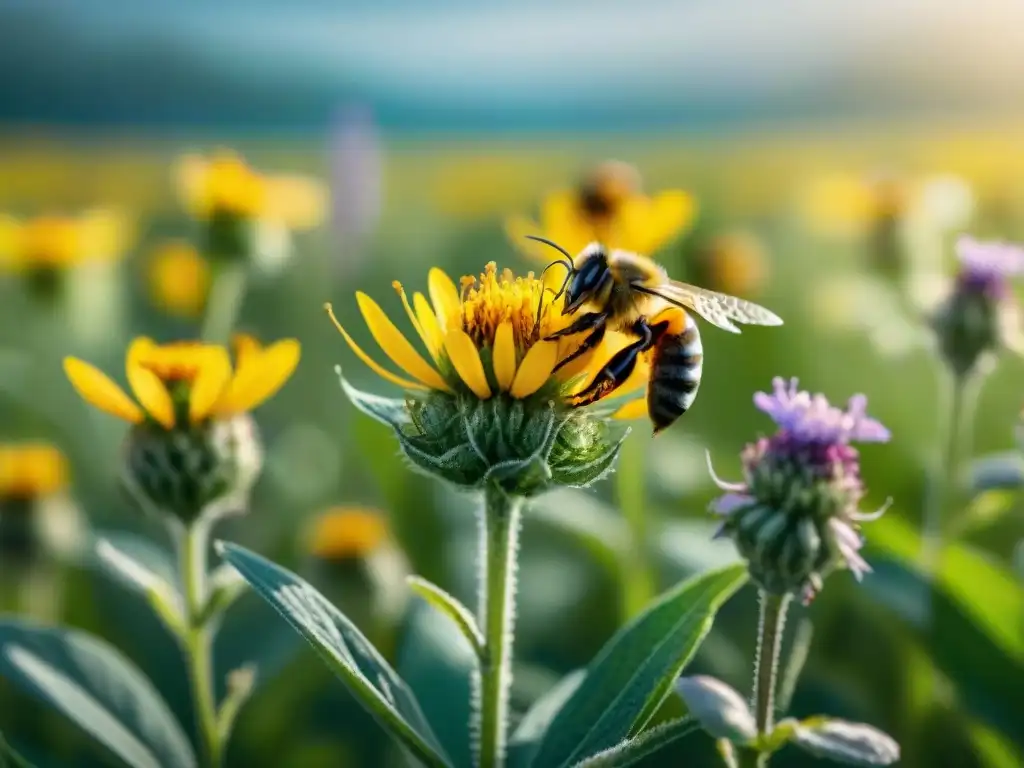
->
[[563, 244, 610, 315]]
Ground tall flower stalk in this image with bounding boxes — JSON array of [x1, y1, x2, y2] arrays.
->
[[696, 378, 896, 767], [63, 334, 300, 767], [328, 260, 642, 766], [926, 236, 1024, 580]]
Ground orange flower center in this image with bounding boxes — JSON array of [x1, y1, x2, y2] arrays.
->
[[457, 262, 561, 352]]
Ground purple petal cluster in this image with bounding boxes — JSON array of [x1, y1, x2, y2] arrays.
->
[[753, 377, 891, 445], [708, 377, 891, 602], [955, 236, 1024, 299]]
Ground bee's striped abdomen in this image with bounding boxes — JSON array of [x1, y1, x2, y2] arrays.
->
[[648, 311, 703, 434]]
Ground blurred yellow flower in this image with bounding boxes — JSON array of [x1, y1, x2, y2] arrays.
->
[[699, 232, 769, 297], [175, 149, 328, 230], [146, 240, 211, 318], [0, 210, 132, 271], [0, 443, 68, 499], [304, 507, 389, 560], [800, 172, 911, 237], [507, 160, 697, 261], [326, 261, 645, 417], [63, 335, 300, 430]]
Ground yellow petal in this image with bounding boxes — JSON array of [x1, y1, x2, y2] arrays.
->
[[174, 154, 210, 216], [0, 215, 23, 264], [357, 292, 451, 392], [444, 329, 492, 399], [413, 292, 444, 359], [540, 190, 593, 255], [492, 321, 517, 391], [325, 303, 427, 390], [63, 357, 144, 424], [393, 282, 437, 361], [511, 340, 558, 399], [264, 175, 328, 230], [189, 346, 234, 422], [78, 209, 133, 262], [428, 268, 461, 334], [612, 398, 648, 420], [618, 190, 696, 254], [232, 333, 262, 368], [126, 338, 175, 429], [218, 339, 300, 414]]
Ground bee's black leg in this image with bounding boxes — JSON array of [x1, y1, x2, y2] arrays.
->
[[552, 322, 608, 374], [568, 322, 655, 406], [543, 311, 607, 340]]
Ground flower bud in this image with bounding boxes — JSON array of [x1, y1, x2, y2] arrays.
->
[[122, 414, 263, 524], [676, 675, 756, 744]]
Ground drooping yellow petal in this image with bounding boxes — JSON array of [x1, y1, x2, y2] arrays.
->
[[510, 340, 558, 399], [413, 292, 444, 359], [189, 346, 234, 422], [63, 357, 144, 424], [444, 329, 492, 399], [428, 268, 461, 334], [356, 292, 451, 392], [325, 303, 426, 390], [491, 321, 517, 391], [217, 339, 300, 415], [612, 398, 648, 420], [392, 282, 436, 361], [126, 338, 175, 429]]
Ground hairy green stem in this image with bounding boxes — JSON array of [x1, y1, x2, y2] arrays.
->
[[200, 262, 248, 346], [616, 431, 654, 620], [746, 591, 791, 767], [476, 485, 522, 768], [177, 520, 222, 768]]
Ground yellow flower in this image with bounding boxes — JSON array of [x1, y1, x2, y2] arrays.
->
[[506, 160, 696, 262], [0, 209, 132, 270], [0, 443, 68, 499], [146, 240, 211, 318], [304, 507, 390, 560], [801, 172, 911, 237], [174, 149, 328, 230], [63, 335, 301, 430], [326, 261, 646, 416], [699, 232, 769, 297]]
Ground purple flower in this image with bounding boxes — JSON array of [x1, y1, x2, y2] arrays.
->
[[708, 378, 891, 602], [933, 235, 1024, 376], [955, 236, 1024, 299]]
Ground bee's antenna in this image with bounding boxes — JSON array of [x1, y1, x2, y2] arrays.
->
[[526, 237, 576, 338]]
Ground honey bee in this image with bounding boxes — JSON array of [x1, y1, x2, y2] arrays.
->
[[529, 237, 783, 434]]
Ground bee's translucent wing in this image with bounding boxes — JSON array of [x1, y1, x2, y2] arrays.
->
[[646, 281, 784, 334]]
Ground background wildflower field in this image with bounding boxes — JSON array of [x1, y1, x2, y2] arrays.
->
[[1, 4, 1024, 767]]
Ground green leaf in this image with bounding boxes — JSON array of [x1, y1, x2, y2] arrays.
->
[[407, 576, 483, 657], [398, 600, 476, 768], [336, 366, 410, 427], [968, 451, 1024, 494], [0, 620, 196, 768], [791, 716, 900, 765], [215, 542, 452, 768], [570, 717, 699, 768], [507, 670, 585, 768], [0, 730, 36, 768], [93, 534, 184, 632], [530, 564, 748, 768]]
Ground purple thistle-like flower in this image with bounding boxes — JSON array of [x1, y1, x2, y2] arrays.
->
[[708, 377, 891, 603], [933, 235, 1024, 376], [954, 236, 1024, 299]]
